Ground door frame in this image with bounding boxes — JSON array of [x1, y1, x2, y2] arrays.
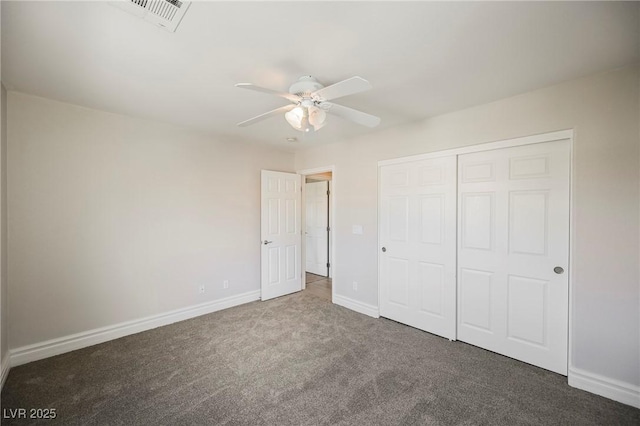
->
[[377, 129, 574, 372], [297, 165, 336, 302]]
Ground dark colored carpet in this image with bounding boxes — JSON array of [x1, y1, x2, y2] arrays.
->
[[2, 291, 638, 425]]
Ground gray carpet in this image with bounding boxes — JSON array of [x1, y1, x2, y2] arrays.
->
[[2, 291, 638, 425]]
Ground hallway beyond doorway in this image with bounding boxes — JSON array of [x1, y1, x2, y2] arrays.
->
[[305, 273, 331, 301]]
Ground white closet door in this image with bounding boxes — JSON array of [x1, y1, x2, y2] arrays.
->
[[457, 140, 570, 374], [379, 156, 457, 340], [305, 181, 328, 276]]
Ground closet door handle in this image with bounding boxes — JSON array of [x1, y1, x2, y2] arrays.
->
[[381, 247, 387, 253], [554, 266, 564, 274]]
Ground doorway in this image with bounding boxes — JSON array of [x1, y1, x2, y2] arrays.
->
[[305, 178, 330, 277], [299, 166, 335, 302]]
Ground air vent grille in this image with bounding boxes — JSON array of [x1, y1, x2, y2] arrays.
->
[[111, 0, 190, 32], [144, 0, 182, 21]]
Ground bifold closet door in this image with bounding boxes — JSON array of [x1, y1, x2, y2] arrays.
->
[[457, 140, 570, 374], [379, 156, 457, 340]]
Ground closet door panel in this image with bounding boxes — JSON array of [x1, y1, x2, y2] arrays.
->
[[457, 140, 570, 375], [379, 156, 457, 340]]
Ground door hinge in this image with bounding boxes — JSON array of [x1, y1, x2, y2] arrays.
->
[[327, 226, 331, 232], [326, 262, 331, 268], [327, 190, 330, 196]]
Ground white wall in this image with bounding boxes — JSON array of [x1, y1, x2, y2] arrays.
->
[[8, 92, 294, 349], [295, 65, 640, 389]]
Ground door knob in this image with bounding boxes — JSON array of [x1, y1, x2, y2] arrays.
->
[[554, 266, 564, 274], [263, 240, 273, 245], [381, 247, 387, 252]]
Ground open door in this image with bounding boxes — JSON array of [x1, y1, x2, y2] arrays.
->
[[261, 170, 302, 300], [305, 181, 329, 276]]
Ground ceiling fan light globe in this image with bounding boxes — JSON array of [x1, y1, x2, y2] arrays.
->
[[285, 107, 304, 130], [311, 117, 326, 131], [308, 106, 327, 128]]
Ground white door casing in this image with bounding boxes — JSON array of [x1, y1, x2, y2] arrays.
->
[[305, 181, 329, 276], [457, 140, 570, 374], [379, 156, 458, 340], [261, 170, 302, 301]]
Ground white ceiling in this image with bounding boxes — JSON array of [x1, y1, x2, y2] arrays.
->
[[3, 1, 639, 151]]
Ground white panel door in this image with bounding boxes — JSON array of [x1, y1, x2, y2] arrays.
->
[[379, 156, 457, 340], [261, 170, 302, 301], [305, 181, 329, 276], [457, 140, 570, 374]]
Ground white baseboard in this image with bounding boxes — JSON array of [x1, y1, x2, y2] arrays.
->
[[333, 294, 379, 318], [568, 366, 640, 408], [10, 290, 261, 368], [0, 353, 10, 391]]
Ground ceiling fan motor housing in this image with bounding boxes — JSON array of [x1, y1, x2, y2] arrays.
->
[[289, 76, 324, 97]]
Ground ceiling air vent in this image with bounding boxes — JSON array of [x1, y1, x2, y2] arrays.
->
[[111, 0, 191, 33]]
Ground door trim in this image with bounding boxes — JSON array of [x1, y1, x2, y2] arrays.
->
[[377, 129, 574, 374], [297, 165, 336, 303]]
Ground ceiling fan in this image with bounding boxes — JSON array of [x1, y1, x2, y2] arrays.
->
[[235, 76, 381, 133]]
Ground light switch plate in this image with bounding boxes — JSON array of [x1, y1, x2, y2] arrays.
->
[[352, 225, 363, 235]]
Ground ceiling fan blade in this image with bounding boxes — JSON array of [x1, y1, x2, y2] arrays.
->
[[235, 83, 301, 103], [325, 103, 380, 128], [312, 76, 372, 101], [237, 104, 295, 127]]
